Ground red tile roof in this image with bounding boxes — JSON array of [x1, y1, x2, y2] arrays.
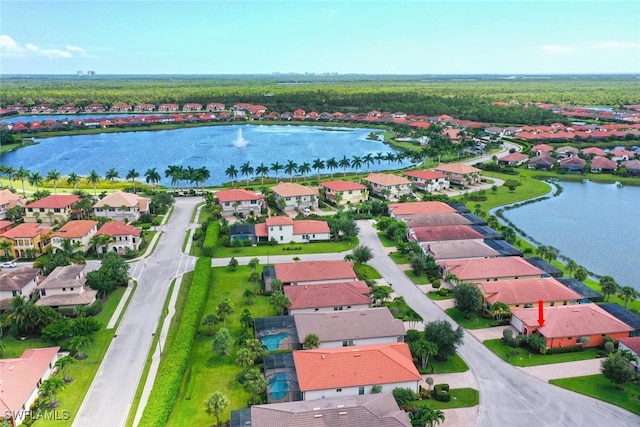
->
[[480, 278, 582, 305], [284, 281, 371, 310], [363, 173, 410, 187], [389, 201, 457, 216], [409, 225, 483, 242], [404, 170, 448, 181], [25, 194, 81, 209], [498, 152, 528, 162], [293, 343, 420, 391], [619, 336, 640, 354], [95, 221, 141, 237], [52, 220, 97, 239], [320, 180, 367, 192], [1, 222, 51, 239], [271, 182, 318, 198], [292, 220, 330, 235], [434, 163, 481, 174], [531, 144, 554, 152], [266, 216, 294, 226], [275, 260, 357, 283], [440, 257, 544, 281], [215, 188, 264, 203], [590, 156, 618, 169]]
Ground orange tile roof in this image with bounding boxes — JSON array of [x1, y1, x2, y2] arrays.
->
[[52, 220, 97, 239], [255, 223, 268, 237], [293, 343, 421, 391], [0, 347, 60, 414], [619, 336, 640, 354], [1, 222, 51, 239], [284, 281, 371, 310], [434, 163, 481, 174], [271, 182, 318, 198], [275, 260, 357, 283], [95, 221, 141, 237], [266, 216, 294, 226], [363, 173, 410, 187], [93, 190, 149, 210], [404, 170, 448, 181], [389, 201, 457, 216], [292, 220, 330, 235], [320, 180, 367, 192], [480, 277, 582, 305], [512, 304, 634, 338], [215, 188, 264, 203], [440, 257, 544, 281], [409, 225, 483, 242], [25, 194, 80, 209], [0, 189, 23, 206]]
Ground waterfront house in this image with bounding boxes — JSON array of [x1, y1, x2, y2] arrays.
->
[[389, 201, 457, 219], [0, 223, 52, 259], [423, 240, 500, 261], [439, 257, 545, 283], [497, 152, 529, 166], [271, 182, 319, 210], [182, 102, 202, 112], [158, 103, 179, 112], [363, 173, 411, 200], [284, 281, 372, 314], [24, 194, 81, 224], [433, 163, 482, 186], [51, 220, 98, 252], [622, 159, 640, 176], [215, 188, 264, 217], [528, 153, 556, 170], [255, 216, 330, 244], [403, 212, 472, 228], [92, 191, 149, 222], [409, 224, 484, 243], [36, 264, 98, 309], [404, 170, 450, 193], [477, 277, 582, 312], [0, 267, 40, 311], [559, 156, 586, 173], [206, 102, 225, 111], [271, 260, 357, 286], [590, 156, 618, 173], [134, 103, 156, 112], [320, 180, 369, 207], [94, 221, 142, 255]]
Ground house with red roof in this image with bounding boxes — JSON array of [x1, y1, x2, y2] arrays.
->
[[109, 103, 131, 112], [531, 144, 554, 155], [284, 281, 372, 314], [609, 148, 634, 162], [36, 264, 98, 309], [273, 260, 357, 286], [527, 153, 556, 170], [182, 103, 202, 112], [388, 201, 457, 220], [497, 152, 529, 167], [409, 225, 484, 243], [363, 173, 411, 201], [206, 102, 225, 111], [215, 188, 264, 217], [134, 103, 156, 112], [590, 156, 618, 173], [293, 342, 421, 401], [320, 180, 368, 207], [433, 163, 482, 187], [439, 257, 545, 283], [158, 103, 179, 112], [0, 223, 52, 259], [94, 221, 142, 255], [559, 156, 586, 173], [293, 109, 306, 120], [423, 240, 500, 262], [92, 190, 149, 222], [0, 220, 12, 235], [404, 170, 450, 193], [84, 103, 105, 113], [477, 277, 582, 312], [510, 304, 633, 349], [619, 336, 640, 373], [255, 216, 330, 244], [24, 194, 81, 224], [0, 347, 60, 426], [0, 189, 24, 220], [51, 220, 98, 252], [271, 182, 319, 210]]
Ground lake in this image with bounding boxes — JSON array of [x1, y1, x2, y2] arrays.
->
[[1, 125, 410, 185], [501, 180, 640, 292]]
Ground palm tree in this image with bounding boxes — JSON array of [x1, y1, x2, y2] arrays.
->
[[255, 162, 269, 185], [145, 167, 161, 190], [105, 168, 120, 190], [338, 155, 351, 177], [67, 172, 81, 191], [15, 166, 29, 195], [363, 153, 374, 172], [618, 286, 638, 309], [56, 239, 85, 264], [46, 169, 62, 194], [384, 152, 396, 171], [298, 162, 311, 182], [216, 299, 234, 328], [0, 240, 12, 260], [204, 391, 229, 427], [55, 355, 79, 382], [270, 161, 283, 182], [90, 234, 112, 257], [164, 165, 181, 190], [566, 259, 578, 277], [70, 335, 92, 359], [40, 377, 66, 406], [243, 368, 266, 405], [312, 158, 325, 180], [284, 160, 298, 182], [196, 166, 210, 191], [28, 172, 43, 192], [240, 161, 254, 187], [351, 155, 363, 177], [374, 152, 385, 169], [87, 169, 101, 196], [5, 165, 15, 189], [225, 165, 239, 187], [126, 169, 140, 193], [395, 151, 406, 168], [326, 157, 338, 178], [303, 333, 320, 349]]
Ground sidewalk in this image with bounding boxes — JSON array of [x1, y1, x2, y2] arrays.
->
[[520, 358, 603, 382]]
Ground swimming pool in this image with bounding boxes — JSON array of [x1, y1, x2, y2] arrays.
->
[[261, 332, 288, 351], [268, 372, 289, 400]]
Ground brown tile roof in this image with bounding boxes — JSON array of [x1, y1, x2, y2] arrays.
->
[[512, 304, 634, 338], [284, 281, 371, 310], [363, 173, 410, 187], [440, 257, 544, 281], [95, 221, 141, 237], [275, 260, 357, 284], [36, 289, 98, 307], [215, 188, 264, 203], [0, 267, 40, 292], [38, 264, 85, 289], [321, 180, 367, 192], [424, 240, 500, 260], [93, 190, 149, 210], [434, 163, 481, 174], [1, 223, 51, 239], [480, 277, 582, 305], [293, 343, 421, 391], [25, 194, 80, 209], [388, 201, 456, 216], [590, 156, 618, 169], [52, 220, 97, 239], [271, 182, 318, 198], [409, 225, 483, 242], [582, 147, 607, 156]]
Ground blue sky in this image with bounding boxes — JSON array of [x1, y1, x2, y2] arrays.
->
[[1, 0, 639, 75]]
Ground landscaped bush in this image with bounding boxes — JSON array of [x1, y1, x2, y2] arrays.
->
[[202, 221, 220, 257], [431, 279, 441, 289], [138, 257, 211, 427], [438, 288, 448, 296], [392, 387, 419, 406], [546, 346, 585, 355], [434, 384, 451, 402]]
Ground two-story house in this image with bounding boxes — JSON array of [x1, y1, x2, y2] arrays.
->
[[0, 223, 52, 259], [433, 163, 482, 187], [0, 267, 40, 311], [271, 182, 319, 211], [36, 264, 98, 310], [23, 195, 81, 225], [215, 188, 264, 217], [92, 191, 149, 222], [320, 180, 368, 207], [255, 216, 330, 244], [0, 189, 24, 220], [404, 170, 450, 193], [363, 173, 411, 201], [94, 221, 142, 255], [51, 220, 98, 253]]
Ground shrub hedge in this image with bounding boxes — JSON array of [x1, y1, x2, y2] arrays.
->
[[202, 221, 220, 257], [138, 257, 211, 427], [434, 383, 451, 402]]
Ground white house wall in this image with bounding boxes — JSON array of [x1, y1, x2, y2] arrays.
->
[[303, 380, 418, 401]]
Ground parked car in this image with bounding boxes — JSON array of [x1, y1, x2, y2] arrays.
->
[[1, 261, 17, 268]]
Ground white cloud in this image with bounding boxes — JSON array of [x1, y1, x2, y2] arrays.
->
[[0, 34, 84, 58]]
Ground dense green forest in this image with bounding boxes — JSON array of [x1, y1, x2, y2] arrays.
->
[[1, 74, 638, 125]]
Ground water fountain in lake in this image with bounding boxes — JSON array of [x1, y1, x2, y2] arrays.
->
[[233, 128, 248, 147]]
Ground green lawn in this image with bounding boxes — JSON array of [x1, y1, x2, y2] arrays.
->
[[376, 231, 398, 248], [550, 374, 640, 416], [424, 353, 470, 374], [483, 338, 601, 367], [404, 270, 431, 285], [410, 387, 479, 410], [354, 263, 382, 280], [166, 266, 276, 427], [445, 308, 501, 329], [426, 291, 454, 300], [389, 251, 411, 265], [213, 238, 358, 258]]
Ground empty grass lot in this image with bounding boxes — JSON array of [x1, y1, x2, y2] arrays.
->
[[484, 339, 600, 367]]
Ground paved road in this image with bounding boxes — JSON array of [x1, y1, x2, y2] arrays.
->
[[72, 197, 201, 427], [356, 220, 640, 427]]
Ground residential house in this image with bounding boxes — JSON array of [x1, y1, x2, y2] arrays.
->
[[293, 109, 306, 120], [271, 182, 319, 210], [92, 191, 150, 222], [0, 220, 12, 234], [618, 337, 640, 372], [0, 188, 23, 220], [0, 267, 40, 311], [294, 308, 406, 349], [555, 146, 580, 158], [531, 144, 554, 155], [51, 220, 98, 253], [433, 163, 482, 186], [581, 146, 607, 158], [363, 173, 411, 200], [109, 103, 131, 112], [622, 159, 640, 176], [24, 194, 81, 224], [84, 103, 105, 113], [408, 224, 484, 243], [215, 188, 264, 217], [439, 257, 545, 283], [404, 170, 450, 193], [284, 281, 372, 314], [255, 217, 330, 244], [590, 156, 618, 173], [423, 240, 500, 261], [0, 347, 60, 427], [388, 201, 457, 219], [477, 277, 582, 312], [293, 343, 421, 401], [0, 223, 52, 259], [403, 213, 472, 228], [320, 180, 369, 207], [497, 152, 529, 166], [36, 264, 98, 309], [230, 393, 411, 427], [609, 149, 634, 162], [527, 153, 556, 170], [559, 156, 586, 173], [134, 103, 156, 112], [510, 304, 633, 348], [182, 102, 202, 112], [598, 303, 640, 337], [206, 102, 225, 111], [273, 260, 357, 286], [94, 221, 142, 255], [158, 103, 179, 112]]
